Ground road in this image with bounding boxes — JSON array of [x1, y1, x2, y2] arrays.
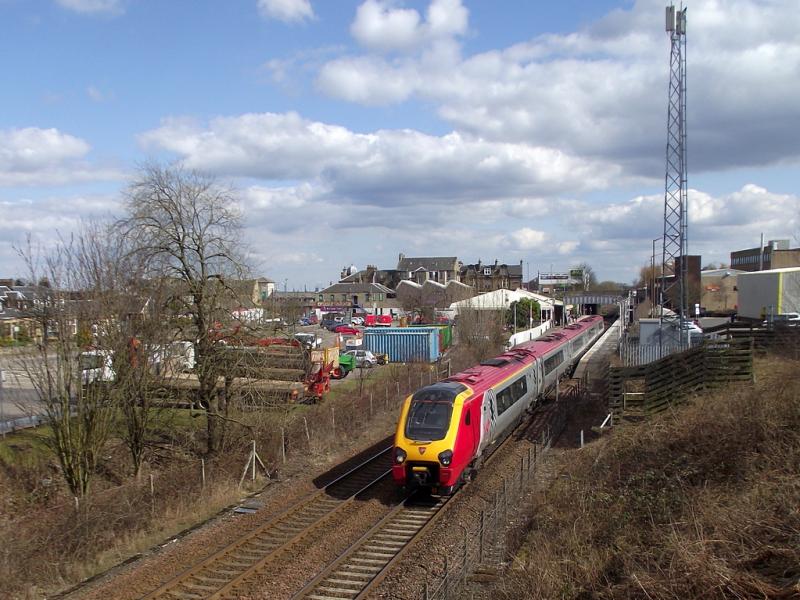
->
[[0, 351, 51, 421]]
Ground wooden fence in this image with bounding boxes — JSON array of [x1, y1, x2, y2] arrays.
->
[[608, 339, 753, 419]]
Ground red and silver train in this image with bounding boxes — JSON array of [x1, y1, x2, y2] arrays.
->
[[392, 316, 604, 494]]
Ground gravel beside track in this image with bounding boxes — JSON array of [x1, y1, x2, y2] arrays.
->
[[67, 434, 396, 600]]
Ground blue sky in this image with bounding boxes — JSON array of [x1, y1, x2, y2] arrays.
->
[[1, 0, 799, 290]]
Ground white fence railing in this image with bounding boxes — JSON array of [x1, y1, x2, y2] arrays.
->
[[507, 320, 552, 348], [620, 341, 690, 366]]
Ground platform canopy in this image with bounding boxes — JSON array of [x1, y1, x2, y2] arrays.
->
[[449, 288, 559, 312]]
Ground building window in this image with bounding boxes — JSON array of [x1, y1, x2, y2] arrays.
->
[[483, 267, 492, 276], [365, 293, 371, 302]]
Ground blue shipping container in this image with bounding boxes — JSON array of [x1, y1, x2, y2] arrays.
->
[[364, 327, 440, 363]]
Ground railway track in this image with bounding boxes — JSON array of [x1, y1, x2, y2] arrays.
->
[[292, 399, 562, 600], [293, 495, 446, 600], [140, 447, 393, 600]]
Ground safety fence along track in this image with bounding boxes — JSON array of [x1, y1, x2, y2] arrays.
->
[[140, 447, 393, 600]]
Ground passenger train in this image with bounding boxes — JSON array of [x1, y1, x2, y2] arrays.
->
[[392, 316, 605, 494]]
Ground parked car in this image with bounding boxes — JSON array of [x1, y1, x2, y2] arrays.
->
[[762, 312, 800, 327], [350, 316, 365, 325], [344, 349, 378, 368], [679, 319, 704, 343], [333, 324, 361, 335]]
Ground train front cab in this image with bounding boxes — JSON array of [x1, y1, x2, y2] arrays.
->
[[392, 381, 474, 495]]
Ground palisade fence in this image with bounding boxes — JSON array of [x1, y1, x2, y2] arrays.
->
[[609, 339, 754, 420], [619, 340, 690, 366], [416, 399, 569, 600]]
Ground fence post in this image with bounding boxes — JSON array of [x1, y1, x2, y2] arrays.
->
[[331, 407, 335, 438], [479, 511, 485, 562], [462, 526, 468, 585], [149, 473, 155, 514], [580, 429, 584, 449], [252, 440, 257, 480], [520, 456, 525, 489], [304, 417, 310, 442], [201, 458, 206, 489], [281, 429, 286, 463], [443, 554, 449, 600], [369, 392, 373, 418]]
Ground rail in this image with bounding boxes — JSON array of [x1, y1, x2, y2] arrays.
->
[[139, 446, 393, 600], [292, 397, 569, 600]]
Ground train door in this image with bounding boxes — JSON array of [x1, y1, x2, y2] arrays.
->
[[478, 390, 497, 456]]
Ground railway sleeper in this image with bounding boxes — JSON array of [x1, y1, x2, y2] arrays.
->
[[327, 577, 369, 588], [330, 571, 373, 582], [362, 543, 400, 553], [340, 563, 381, 574], [318, 584, 361, 595], [374, 534, 412, 543], [350, 556, 387, 565]]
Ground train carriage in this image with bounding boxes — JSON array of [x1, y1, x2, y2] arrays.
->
[[392, 316, 604, 494]]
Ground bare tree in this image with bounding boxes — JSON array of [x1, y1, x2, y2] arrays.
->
[[15, 232, 116, 498], [118, 164, 249, 456], [449, 308, 505, 371]]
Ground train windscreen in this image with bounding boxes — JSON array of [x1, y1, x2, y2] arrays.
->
[[405, 382, 466, 441]]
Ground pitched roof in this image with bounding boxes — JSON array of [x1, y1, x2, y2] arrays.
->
[[320, 282, 395, 294], [397, 256, 458, 272]]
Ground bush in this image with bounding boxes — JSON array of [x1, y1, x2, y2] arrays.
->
[[500, 357, 800, 599]]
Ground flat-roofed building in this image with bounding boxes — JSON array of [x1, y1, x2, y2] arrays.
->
[[730, 239, 800, 272]]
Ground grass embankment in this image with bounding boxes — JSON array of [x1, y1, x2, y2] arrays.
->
[[0, 362, 424, 598], [502, 357, 800, 599]]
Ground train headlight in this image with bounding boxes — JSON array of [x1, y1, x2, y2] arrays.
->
[[394, 447, 407, 464], [438, 450, 453, 466]]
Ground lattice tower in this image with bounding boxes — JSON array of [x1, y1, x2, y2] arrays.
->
[[660, 4, 688, 338]]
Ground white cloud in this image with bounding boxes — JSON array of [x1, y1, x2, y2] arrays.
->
[[350, 0, 468, 52], [0, 127, 124, 187], [55, 0, 124, 15], [506, 227, 548, 251], [139, 112, 621, 207], [257, 0, 314, 23], [86, 85, 114, 102], [315, 0, 800, 177]]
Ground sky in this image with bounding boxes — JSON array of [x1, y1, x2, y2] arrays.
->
[[1, 0, 799, 290]]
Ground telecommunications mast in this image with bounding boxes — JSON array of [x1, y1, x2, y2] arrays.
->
[[660, 4, 688, 339]]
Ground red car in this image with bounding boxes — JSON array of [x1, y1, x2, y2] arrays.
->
[[333, 324, 360, 335]]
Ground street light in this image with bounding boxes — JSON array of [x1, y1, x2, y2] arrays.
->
[[652, 237, 662, 316]]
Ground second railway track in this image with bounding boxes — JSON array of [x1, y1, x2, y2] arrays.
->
[[140, 446, 393, 600], [292, 399, 564, 600]]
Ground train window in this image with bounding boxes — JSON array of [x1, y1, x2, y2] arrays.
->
[[543, 351, 564, 375], [405, 382, 466, 441], [495, 375, 528, 416], [405, 400, 453, 441]]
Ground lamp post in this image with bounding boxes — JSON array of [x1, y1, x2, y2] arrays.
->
[[652, 237, 662, 316]]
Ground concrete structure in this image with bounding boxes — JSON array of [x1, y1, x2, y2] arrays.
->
[[736, 267, 800, 320], [730, 239, 800, 272], [700, 268, 745, 313]]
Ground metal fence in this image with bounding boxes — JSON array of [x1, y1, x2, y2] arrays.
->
[[620, 341, 689, 366], [418, 400, 569, 600]]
